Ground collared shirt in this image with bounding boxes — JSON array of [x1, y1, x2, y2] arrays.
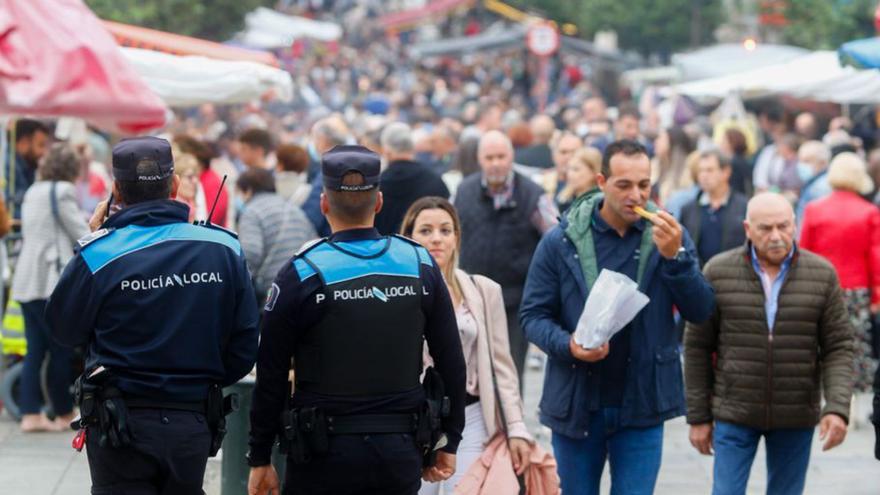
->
[[591, 203, 645, 406], [750, 245, 795, 330], [481, 170, 559, 234], [697, 191, 731, 264]]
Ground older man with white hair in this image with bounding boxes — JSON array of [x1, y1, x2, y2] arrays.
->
[[374, 122, 450, 235], [455, 130, 558, 381], [685, 192, 854, 495]]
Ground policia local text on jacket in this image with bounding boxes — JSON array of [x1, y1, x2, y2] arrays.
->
[[45, 137, 260, 494], [248, 145, 466, 495], [47, 199, 259, 397]]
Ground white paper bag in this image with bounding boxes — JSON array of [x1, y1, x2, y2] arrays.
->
[[573, 269, 650, 349]]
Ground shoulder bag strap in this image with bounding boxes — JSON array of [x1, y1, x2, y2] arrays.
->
[[470, 274, 509, 438], [49, 181, 65, 272]]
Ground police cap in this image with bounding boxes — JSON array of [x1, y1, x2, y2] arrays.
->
[[322, 145, 380, 191], [112, 137, 174, 182]]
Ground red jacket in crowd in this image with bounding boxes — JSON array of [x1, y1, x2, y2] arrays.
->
[[799, 189, 880, 304], [200, 168, 228, 227]]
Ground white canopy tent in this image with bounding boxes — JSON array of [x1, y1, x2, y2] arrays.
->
[[120, 47, 294, 107], [674, 51, 880, 104], [235, 7, 342, 49], [672, 43, 809, 82]]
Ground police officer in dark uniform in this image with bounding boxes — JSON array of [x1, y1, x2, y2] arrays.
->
[[247, 145, 466, 495], [46, 137, 260, 494]]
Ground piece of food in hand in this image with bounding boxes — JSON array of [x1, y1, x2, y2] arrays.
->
[[633, 206, 656, 220]]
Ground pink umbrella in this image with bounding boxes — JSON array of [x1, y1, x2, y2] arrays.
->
[[0, 0, 167, 134]]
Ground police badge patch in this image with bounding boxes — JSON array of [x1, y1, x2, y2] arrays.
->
[[264, 283, 281, 312]]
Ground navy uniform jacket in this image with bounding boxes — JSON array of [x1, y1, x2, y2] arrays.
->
[[46, 199, 260, 402], [248, 227, 466, 466]]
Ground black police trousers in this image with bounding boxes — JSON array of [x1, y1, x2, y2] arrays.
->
[[86, 409, 212, 495], [284, 433, 423, 495]]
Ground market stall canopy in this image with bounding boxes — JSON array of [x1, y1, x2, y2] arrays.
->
[[380, 0, 475, 30], [120, 48, 293, 107], [409, 23, 636, 68], [103, 20, 279, 66], [674, 51, 880, 104], [409, 23, 528, 57], [673, 43, 809, 81], [839, 36, 880, 69], [234, 7, 342, 49], [0, 0, 166, 134]]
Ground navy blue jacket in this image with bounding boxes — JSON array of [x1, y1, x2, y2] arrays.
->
[[520, 215, 714, 439], [248, 228, 466, 466], [46, 199, 259, 402], [302, 174, 331, 237]]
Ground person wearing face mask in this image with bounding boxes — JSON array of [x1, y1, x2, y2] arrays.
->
[[793, 140, 832, 228], [520, 139, 714, 495], [235, 168, 316, 304], [454, 130, 559, 384], [400, 197, 538, 494], [800, 152, 878, 420], [685, 192, 854, 495]]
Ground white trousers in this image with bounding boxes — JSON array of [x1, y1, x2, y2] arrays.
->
[[419, 402, 490, 495]]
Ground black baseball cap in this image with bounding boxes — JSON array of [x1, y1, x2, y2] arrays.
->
[[112, 137, 174, 182], [322, 145, 380, 191]]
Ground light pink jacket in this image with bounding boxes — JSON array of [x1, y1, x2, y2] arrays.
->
[[424, 270, 532, 441], [456, 270, 532, 442], [454, 435, 561, 495]]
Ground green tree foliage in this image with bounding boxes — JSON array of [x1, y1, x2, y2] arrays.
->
[[85, 0, 275, 41], [782, 0, 877, 49], [513, 0, 722, 56]]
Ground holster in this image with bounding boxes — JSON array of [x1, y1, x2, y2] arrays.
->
[[73, 368, 132, 449], [206, 383, 238, 457], [280, 407, 329, 465], [419, 367, 451, 468]]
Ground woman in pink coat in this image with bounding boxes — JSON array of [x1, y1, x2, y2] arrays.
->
[[401, 197, 535, 494]]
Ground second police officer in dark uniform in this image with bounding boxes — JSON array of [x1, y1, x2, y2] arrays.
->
[[247, 145, 466, 495], [46, 137, 260, 494]]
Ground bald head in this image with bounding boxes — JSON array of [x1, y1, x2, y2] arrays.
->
[[478, 130, 514, 187], [478, 130, 514, 155], [530, 115, 557, 144], [746, 192, 793, 224], [745, 192, 795, 267]]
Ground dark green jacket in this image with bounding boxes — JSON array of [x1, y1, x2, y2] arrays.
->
[[684, 245, 854, 429]]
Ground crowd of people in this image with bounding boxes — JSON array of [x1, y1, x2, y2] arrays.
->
[[4, 86, 880, 491], [1, 3, 879, 494]]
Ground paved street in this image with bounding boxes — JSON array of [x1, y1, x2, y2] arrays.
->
[[0, 361, 878, 494]]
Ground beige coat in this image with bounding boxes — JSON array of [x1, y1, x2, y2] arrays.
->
[[455, 270, 533, 442]]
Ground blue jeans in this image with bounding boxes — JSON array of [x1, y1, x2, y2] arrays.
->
[[712, 420, 814, 495], [19, 300, 73, 416], [552, 408, 664, 495]]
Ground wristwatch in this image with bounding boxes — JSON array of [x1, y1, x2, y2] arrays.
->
[[672, 246, 688, 262]]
